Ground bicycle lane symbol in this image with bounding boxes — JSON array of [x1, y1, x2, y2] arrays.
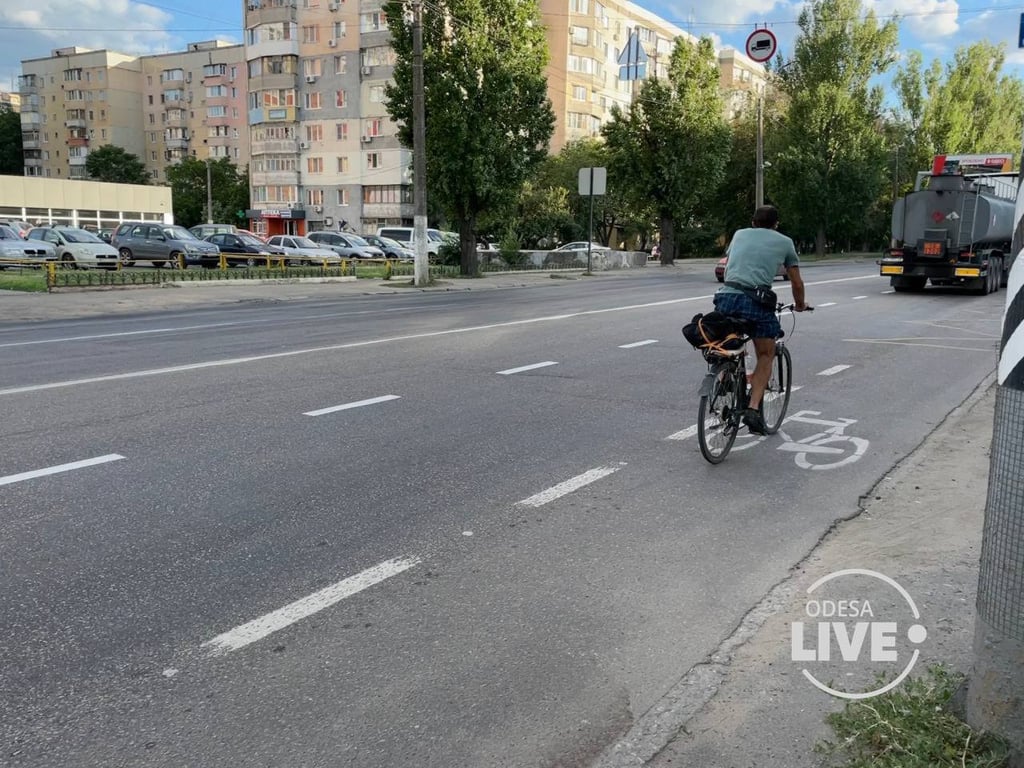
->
[[730, 410, 870, 470]]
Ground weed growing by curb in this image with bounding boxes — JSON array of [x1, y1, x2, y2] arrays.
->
[[816, 665, 1008, 768]]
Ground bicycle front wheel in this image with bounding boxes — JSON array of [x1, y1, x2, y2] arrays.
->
[[698, 373, 740, 464], [762, 344, 792, 434]]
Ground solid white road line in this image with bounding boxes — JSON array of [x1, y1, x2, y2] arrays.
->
[[496, 361, 559, 375], [303, 394, 401, 416], [1, 273, 879, 397], [0, 453, 126, 487], [818, 302, 838, 307], [202, 556, 420, 656], [853, 296, 868, 300], [666, 386, 803, 441], [619, 340, 659, 349], [517, 465, 624, 507], [817, 365, 852, 376]]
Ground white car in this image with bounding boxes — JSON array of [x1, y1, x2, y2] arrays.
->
[[0, 225, 56, 267], [265, 235, 343, 266], [27, 226, 119, 270], [553, 241, 609, 253]]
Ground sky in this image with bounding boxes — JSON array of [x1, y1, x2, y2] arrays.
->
[[3, 0, 1024, 98]]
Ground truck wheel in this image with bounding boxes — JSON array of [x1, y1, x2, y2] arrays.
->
[[892, 276, 926, 292]]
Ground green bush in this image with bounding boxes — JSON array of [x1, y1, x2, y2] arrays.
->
[[499, 231, 528, 268]]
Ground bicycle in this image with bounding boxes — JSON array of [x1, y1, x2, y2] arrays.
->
[[696, 302, 811, 464]]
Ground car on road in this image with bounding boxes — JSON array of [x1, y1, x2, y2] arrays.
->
[[111, 222, 221, 268], [307, 231, 385, 259], [27, 226, 119, 270], [0, 224, 56, 267], [362, 234, 414, 261], [376, 226, 442, 258], [264, 235, 343, 266], [204, 232, 284, 266], [714, 256, 790, 282]]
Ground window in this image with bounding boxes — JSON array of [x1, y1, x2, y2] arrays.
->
[[334, 56, 347, 75], [335, 90, 347, 108], [363, 185, 412, 204], [206, 85, 227, 97], [368, 85, 385, 103], [101, 128, 107, 139], [149, 113, 155, 124], [332, 21, 347, 38], [307, 157, 324, 173], [302, 25, 319, 43], [161, 68, 185, 82], [570, 0, 588, 13], [360, 11, 387, 32], [571, 26, 588, 45], [305, 123, 323, 142], [304, 92, 322, 109], [148, 95, 154, 105], [63, 68, 83, 81], [151, 151, 157, 160], [337, 188, 349, 205], [203, 63, 228, 77], [307, 188, 324, 205], [337, 156, 349, 172], [366, 152, 381, 169], [362, 46, 396, 67], [364, 118, 382, 137], [335, 122, 348, 140], [572, 85, 586, 101], [303, 59, 322, 77], [207, 106, 228, 117]]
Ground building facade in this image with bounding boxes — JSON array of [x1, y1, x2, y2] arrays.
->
[[718, 47, 766, 122], [18, 43, 249, 184], [0, 176, 172, 229], [0, 91, 21, 112]]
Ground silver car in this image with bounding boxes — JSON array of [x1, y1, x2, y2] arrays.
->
[[264, 235, 343, 266], [307, 231, 384, 259], [27, 226, 119, 270], [0, 225, 56, 268]]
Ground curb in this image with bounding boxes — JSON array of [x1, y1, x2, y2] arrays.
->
[[167, 276, 357, 287]]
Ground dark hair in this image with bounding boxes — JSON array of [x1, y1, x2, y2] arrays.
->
[[752, 205, 779, 229]]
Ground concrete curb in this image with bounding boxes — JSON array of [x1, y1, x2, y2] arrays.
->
[[166, 276, 357, 287]]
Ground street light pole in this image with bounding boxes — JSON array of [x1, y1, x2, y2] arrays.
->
[[206, 158, 213, 224], [411, 0, 429, 287], [755, 94, 764, 208]]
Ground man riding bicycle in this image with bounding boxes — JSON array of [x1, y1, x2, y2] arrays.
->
[[714, 205, 809, 436]]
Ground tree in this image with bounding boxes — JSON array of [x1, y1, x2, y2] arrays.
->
[[0, 105, 23, 176], [602, 37, 731, 264], [83, 144, 149, 185], [766, 0, 899, 255], [165, 157, 250, 228], [384, 0, 555, 276]]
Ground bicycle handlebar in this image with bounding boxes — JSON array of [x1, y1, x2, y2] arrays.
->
[[777, 302, 813, 312]]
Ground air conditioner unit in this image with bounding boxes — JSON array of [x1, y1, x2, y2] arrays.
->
[[314, 205, 323, 213], [361, 66, 372, 75], [328, 39, 337, 48], [305, 75, 317, 83], [328, 2, 339, 10], [185, 73, 192, 83], [361, 135, 373, 143], [299, 141, 309, 149]]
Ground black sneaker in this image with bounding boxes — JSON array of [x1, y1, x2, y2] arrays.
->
[[742, 408, 768, 436]]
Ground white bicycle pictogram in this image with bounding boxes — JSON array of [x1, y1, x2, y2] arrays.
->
[[728, 410, 869, 470]]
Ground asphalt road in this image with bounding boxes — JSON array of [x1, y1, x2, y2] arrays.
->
[[0, 265, 1003, 767]]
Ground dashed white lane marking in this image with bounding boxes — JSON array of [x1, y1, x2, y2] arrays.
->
[[0, 273, 878, 398], [517, 464, 625, 507], [666, 387, 803, 441], [202, 556, 420, 656], [303, 394, 401, 416], [619, 340, 659, 349], [882, 290, 895, 294], [817, 365, 851, 376], [0, 453, 126, 486], [852, 296, 868, 300], [497, 361, 559, 375], [818, 302, 838, 307]]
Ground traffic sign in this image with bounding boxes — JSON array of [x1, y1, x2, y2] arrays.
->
[[746, 28, 777, 63], [578, 167, 607, 196], [1019, 13, 1024, 48]]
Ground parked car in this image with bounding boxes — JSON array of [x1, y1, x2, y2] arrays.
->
[[0, 225, 56, 267], [0, 219, 32, 239], [204, 232, 283, 266], [363, 234, 414, 261], [111, 221, 221, 268], [264, 235, 342, 266], [714, 256, 790, 283], [553, 241, 609, 253], [97, 228, 115, 244], [236, 229, 266, 242], [376, 226, 441, 258], [307, 231, 385, 259], [190, 223, 238, 239], [27, 226, 118, 270]]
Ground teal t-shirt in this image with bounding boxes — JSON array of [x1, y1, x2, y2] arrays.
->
[[719, 227, 799, 294]]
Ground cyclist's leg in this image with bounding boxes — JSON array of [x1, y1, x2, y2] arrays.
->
[[748, 337, 777, 410]]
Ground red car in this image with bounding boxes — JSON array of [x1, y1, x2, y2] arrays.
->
[[715, 256, 790, 282]]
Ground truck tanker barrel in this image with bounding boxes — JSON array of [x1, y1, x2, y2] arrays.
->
[[892, 174, 1016, 247]]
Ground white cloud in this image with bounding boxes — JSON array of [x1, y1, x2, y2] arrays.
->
[[961, 8, 1024, 67], [0, 0, 176, 90], [864, 0, 959, 37]]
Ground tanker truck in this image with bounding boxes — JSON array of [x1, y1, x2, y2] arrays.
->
[[880, 153, 1018, 294]]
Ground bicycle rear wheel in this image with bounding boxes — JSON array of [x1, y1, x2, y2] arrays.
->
[[761, 344, 792, 434], [698, 371, 740, 464]]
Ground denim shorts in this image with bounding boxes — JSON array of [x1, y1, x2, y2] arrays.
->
[[713, 290, 781, 340]]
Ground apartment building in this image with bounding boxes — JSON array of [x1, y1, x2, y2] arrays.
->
[[0, 91, 21, 112], [18, 43, 248, 184], [243, 0, 407, 237], [140, 41, 250, 182], [718, 47, 767, 121], [18, 47, 144, 180]]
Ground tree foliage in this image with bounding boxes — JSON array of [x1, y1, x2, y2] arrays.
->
[[384, 0, 555, 275], [0, 105, 23, 176], [164, 157, 249, 228], [602, 37, 730, 263], [84, 144, 149, 185], [767, 0, 899, 254]]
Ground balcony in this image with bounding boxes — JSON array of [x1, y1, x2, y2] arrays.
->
[[166, 138, 189, 150], [67, 137, 89, 147], [165, 114, 188, 128], [245, 1, 298, 25], [22, 134, 40, 150], [65, 118, 87, 129], [18, 75, 40, 95], [20, 112, 42, 127], [69, 154, 88, 166], [248, 72, 298, 92], [25, 157, 43, 167], [163, 95, 185, 107], [251, 169, 300, 187], [362, 202, 413, 219], [246, 38, 300, 61], [251, 138, 299, 155], [249, 105, 298, 125]]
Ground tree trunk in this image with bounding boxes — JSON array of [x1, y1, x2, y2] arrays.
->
[[459, 214, 478, 277], [659, 213, 675, 265], [815, 225, 826, 258]]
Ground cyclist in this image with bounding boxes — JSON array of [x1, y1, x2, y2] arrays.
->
[[714, 205, 808, 435]]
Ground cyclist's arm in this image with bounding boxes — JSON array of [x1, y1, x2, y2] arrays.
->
[[788, 265, 808, 310]]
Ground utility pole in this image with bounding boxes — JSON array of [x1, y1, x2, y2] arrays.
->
[[965, 131, 1024, 760], [411, 0, 429, 287], [206, 158, 213, 224], [755, 93, 764, 208]]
